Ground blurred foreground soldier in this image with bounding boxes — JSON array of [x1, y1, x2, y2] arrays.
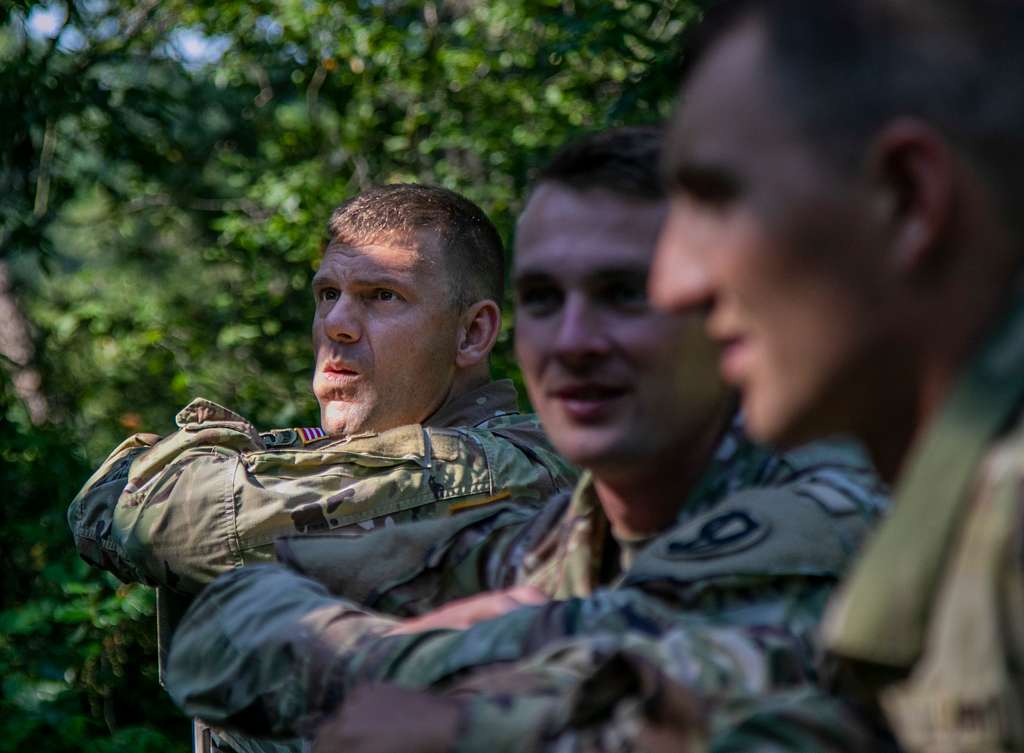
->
[[651, 1, 1024, 751], [67, 184, 575, 753], [165, 128, 887, 750]]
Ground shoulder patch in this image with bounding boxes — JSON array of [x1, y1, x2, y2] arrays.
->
[[665, 510, 770, 560], [296, 427, 327, 445]]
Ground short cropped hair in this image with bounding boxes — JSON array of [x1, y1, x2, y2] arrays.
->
[[327, 184, 505, 309], [537, 126, 665, 201], [684, 0, 1024, 236]]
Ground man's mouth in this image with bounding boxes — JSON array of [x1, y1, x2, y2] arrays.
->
[[717, 335, 752, 385], [549, 383, 629, 422], [321, 362, 360, 381]]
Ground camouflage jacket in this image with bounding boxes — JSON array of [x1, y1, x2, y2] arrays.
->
[[820, 295, 1024, 753], [165, 420, 889, 739], [67, 379, 576, 594]]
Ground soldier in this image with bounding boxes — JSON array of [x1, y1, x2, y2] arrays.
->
[[648, 1, 1024, 751], [163, 127, 888, 748], [68, 184, 576, 753]]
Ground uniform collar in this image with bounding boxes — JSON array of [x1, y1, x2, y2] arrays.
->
[[423, 379, 520, 429]]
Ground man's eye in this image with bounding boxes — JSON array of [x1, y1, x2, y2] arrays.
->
[[677, 172, 739, 207], [517, 287, 562, 314], [372, 289, 401, 302], [318, 288, 340, 302], [601, 282, 647, 309]]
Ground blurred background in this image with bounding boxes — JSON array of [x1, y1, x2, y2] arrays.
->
[[0, 1, 699, 749]]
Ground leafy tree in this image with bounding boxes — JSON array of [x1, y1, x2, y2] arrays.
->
[[1, 2, 701, 749]]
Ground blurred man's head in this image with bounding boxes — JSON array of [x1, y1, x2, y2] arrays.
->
[[313, 184, 504, 435], [652, 1, 1024, 474], [515, 127, 730, 480]]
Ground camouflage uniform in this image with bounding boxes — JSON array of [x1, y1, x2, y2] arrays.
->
[[164, 418, 889, 741], [68, 378, 575, 753]]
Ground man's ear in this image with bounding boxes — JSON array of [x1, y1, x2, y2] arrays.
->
[[867, 119, 956, 275], [455, 299, 501, 369]]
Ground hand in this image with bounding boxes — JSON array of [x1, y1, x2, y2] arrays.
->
[[386, 585, 548, 635]]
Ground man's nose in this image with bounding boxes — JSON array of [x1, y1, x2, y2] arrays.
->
[[552, 296, 610, 366], [322, 295, 362, 343], [649, 207, 715, 314]]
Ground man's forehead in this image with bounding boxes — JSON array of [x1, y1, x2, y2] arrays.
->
[[321, 233, 440, 273], [670, 19, 769, 163], [514, 184, 665, 273]]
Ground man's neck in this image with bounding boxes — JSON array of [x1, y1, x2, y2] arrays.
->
[[419, 370, 507, 430], [592, 401, 735, 540], [865, 282, 1017, 483], [869, 234, 1024, 481]]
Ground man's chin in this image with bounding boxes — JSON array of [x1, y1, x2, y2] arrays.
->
[[321, 405, 373, 436], [743, 391, 834, 450], [555, 431, 634, 473]]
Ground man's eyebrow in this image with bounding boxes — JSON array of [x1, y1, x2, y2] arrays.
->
[[514, 265, 649, 287], [311, 272, 414, 289], [588, 265, 648, 282], [668, 162, 741, 201], [513, 269, 554, 287]]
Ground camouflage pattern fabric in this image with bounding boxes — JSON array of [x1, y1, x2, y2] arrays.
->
[[310, 641, 708, 753], [307, 635, 891, 753], [165, 421, 889, 739], [820, 295, 1024, 753], [453, 633, 893, 753], [67, 379, 576, 594]]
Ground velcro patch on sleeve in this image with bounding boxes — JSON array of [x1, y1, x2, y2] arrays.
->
[[336, 425, 426, 459]]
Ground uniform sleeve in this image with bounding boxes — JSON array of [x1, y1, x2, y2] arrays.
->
[[449, 668, 888, 753], [307, 643, 887, 753], [310, 642, 708, 753], [341, 577, 833, 693], [165, 565, 400, 737], [66, 398, 267, 591], [67, 432, 162, 584], [708, 687, 893, 753]]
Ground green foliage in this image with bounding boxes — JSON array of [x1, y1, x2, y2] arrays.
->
[[1, 1, 702, 749], [0, 373, 187, 751]]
